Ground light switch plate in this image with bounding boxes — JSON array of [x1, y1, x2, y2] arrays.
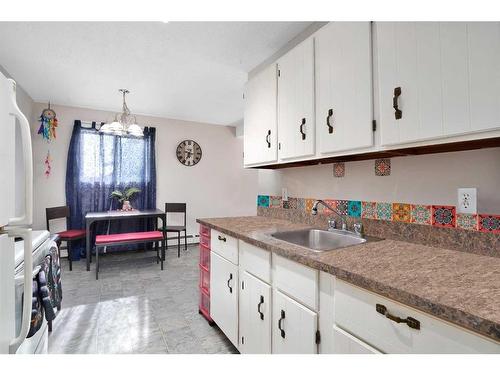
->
[[457, 188, 477, 214]]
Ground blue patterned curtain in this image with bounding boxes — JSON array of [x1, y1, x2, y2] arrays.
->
[[65, 121, 156, 259]]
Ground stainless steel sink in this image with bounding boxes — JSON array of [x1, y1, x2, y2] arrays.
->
[[271, 228, 367, 252]]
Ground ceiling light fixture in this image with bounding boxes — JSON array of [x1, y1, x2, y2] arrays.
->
[[100, 89, 143, 137]]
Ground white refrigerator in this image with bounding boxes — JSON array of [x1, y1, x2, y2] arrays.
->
[[0, 70, 35, 354]]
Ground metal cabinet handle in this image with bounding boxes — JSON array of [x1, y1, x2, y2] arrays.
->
[[278, 309, 286, 338], [265, 130, 271, 148], [218, 235, 226, 242], [376, 304, 420, 330], [393, 87, 402, 120], [299, 118, 306, 140], [227, 273, 233, 293], [257, 295, 264, 320], [326, 109, 334, 134]]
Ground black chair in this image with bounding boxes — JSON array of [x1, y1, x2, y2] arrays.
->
[[162, 203, 187, 257], [46, 206, 86, 271]]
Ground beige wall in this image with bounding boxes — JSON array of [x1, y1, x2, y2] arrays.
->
[[30, 103, 259, 234], [258, 148, 500, 214]]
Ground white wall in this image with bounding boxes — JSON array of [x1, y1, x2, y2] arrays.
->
[[257, 147, 500, 214], [30, 103, 259, 235]]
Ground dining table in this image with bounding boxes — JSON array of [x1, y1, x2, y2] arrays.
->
[[85, 208, 167, 271]]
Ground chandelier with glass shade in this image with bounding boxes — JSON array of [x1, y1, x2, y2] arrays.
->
[[100, 89, 144, 137]]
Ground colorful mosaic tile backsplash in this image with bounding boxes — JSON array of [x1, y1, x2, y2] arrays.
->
[[257, 195, 500, 234]]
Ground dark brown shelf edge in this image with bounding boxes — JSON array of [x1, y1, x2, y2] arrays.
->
[[251, 137, 500, 170]]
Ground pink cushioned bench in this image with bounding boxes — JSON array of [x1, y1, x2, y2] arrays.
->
[[95, 230, 165, 279]]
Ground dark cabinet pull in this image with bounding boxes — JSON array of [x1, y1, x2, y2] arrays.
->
[[393, 87, 402, 120], [326, 109, 334, 134], [265, 130, 271, 148], [218, 235, 226, 242], [376, 304, 420, 330], [227, 273, 233, 294], [257, 295, 264, 320], [299, 118, 306, 140], [278, 309, 286, 338]]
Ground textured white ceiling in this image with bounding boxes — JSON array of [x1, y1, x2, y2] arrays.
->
[[0, 22, 312, 125]]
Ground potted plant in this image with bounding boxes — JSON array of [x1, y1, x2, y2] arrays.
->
[[110, 187, 141, 211]]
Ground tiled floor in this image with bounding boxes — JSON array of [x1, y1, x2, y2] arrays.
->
[[49, 245, 238, 354]]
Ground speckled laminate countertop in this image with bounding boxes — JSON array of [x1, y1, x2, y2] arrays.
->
[[197, 216, 500, 343]]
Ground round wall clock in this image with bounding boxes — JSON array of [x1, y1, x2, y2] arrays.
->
[[176, 139, 202, 166]]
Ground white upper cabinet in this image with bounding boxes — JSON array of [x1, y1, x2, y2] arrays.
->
[[315, 22, 374, 154], [377, 22, 500, 146], [277, 37, 315, 160], [243, 64, 278, 166]]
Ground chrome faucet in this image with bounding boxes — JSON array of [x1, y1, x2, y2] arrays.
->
[[311, 200, 348, 231]]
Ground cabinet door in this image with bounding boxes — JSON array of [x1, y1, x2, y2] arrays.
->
[[316, 22, 373, 154], [210, 252, 239, 347], [272, 290, 318, 354], [377, 22, 442, 145], [244, 64, 278, 166], [377, 22, 500, 146], [332, 325, 380, 354], [239, 272, 271, 354], [467, 22, 500, 132], [277, 38, 315, 160]]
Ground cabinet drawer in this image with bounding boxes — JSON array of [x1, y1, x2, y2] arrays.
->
[[199, 224, 211, 238], [273, 254, 318, 311], [199, 234, 210, 248], [211, 230, 238, 265], [239, 241, 271, 283], [335, 279, 500, 354]]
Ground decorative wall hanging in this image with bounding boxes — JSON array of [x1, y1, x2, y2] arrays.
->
[[38, 102, 58, 141], [333, 162, 345, 178], [375, 158, 391, 176], [44, 150, 52, 178]]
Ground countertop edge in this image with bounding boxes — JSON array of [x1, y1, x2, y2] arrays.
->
[[197, 218, 500, 343]]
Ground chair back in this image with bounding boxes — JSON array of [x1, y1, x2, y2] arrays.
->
[[165, 203, 186, 227], [46, 206, 70, 231]]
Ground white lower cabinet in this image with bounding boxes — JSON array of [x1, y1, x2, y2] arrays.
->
[[210, 235, 499, 354], [210, 252, 239, 347], [332, 325, 380, 354], [239, 271, 272, 353], [272, 289, 318, 354], [334, 279, 500, 354]]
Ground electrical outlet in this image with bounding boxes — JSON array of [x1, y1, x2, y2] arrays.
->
[[457, 188, 477, 214], [282, 188, 288, 202]]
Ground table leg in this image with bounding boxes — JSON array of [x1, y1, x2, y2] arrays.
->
[[86, 220, 91, 271], [161, 238, 165, 270]]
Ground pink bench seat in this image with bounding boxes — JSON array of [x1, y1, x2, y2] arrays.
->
[[95, 231, 164, 245]]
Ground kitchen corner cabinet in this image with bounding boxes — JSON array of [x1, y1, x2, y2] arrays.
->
[[239, 271, 272, 353], [315, 22, 374, 154], [377, 22, 500, 146], [243, 64, 278, 166], [277, 37, 315, 160], [210, 251, 239, 347]]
